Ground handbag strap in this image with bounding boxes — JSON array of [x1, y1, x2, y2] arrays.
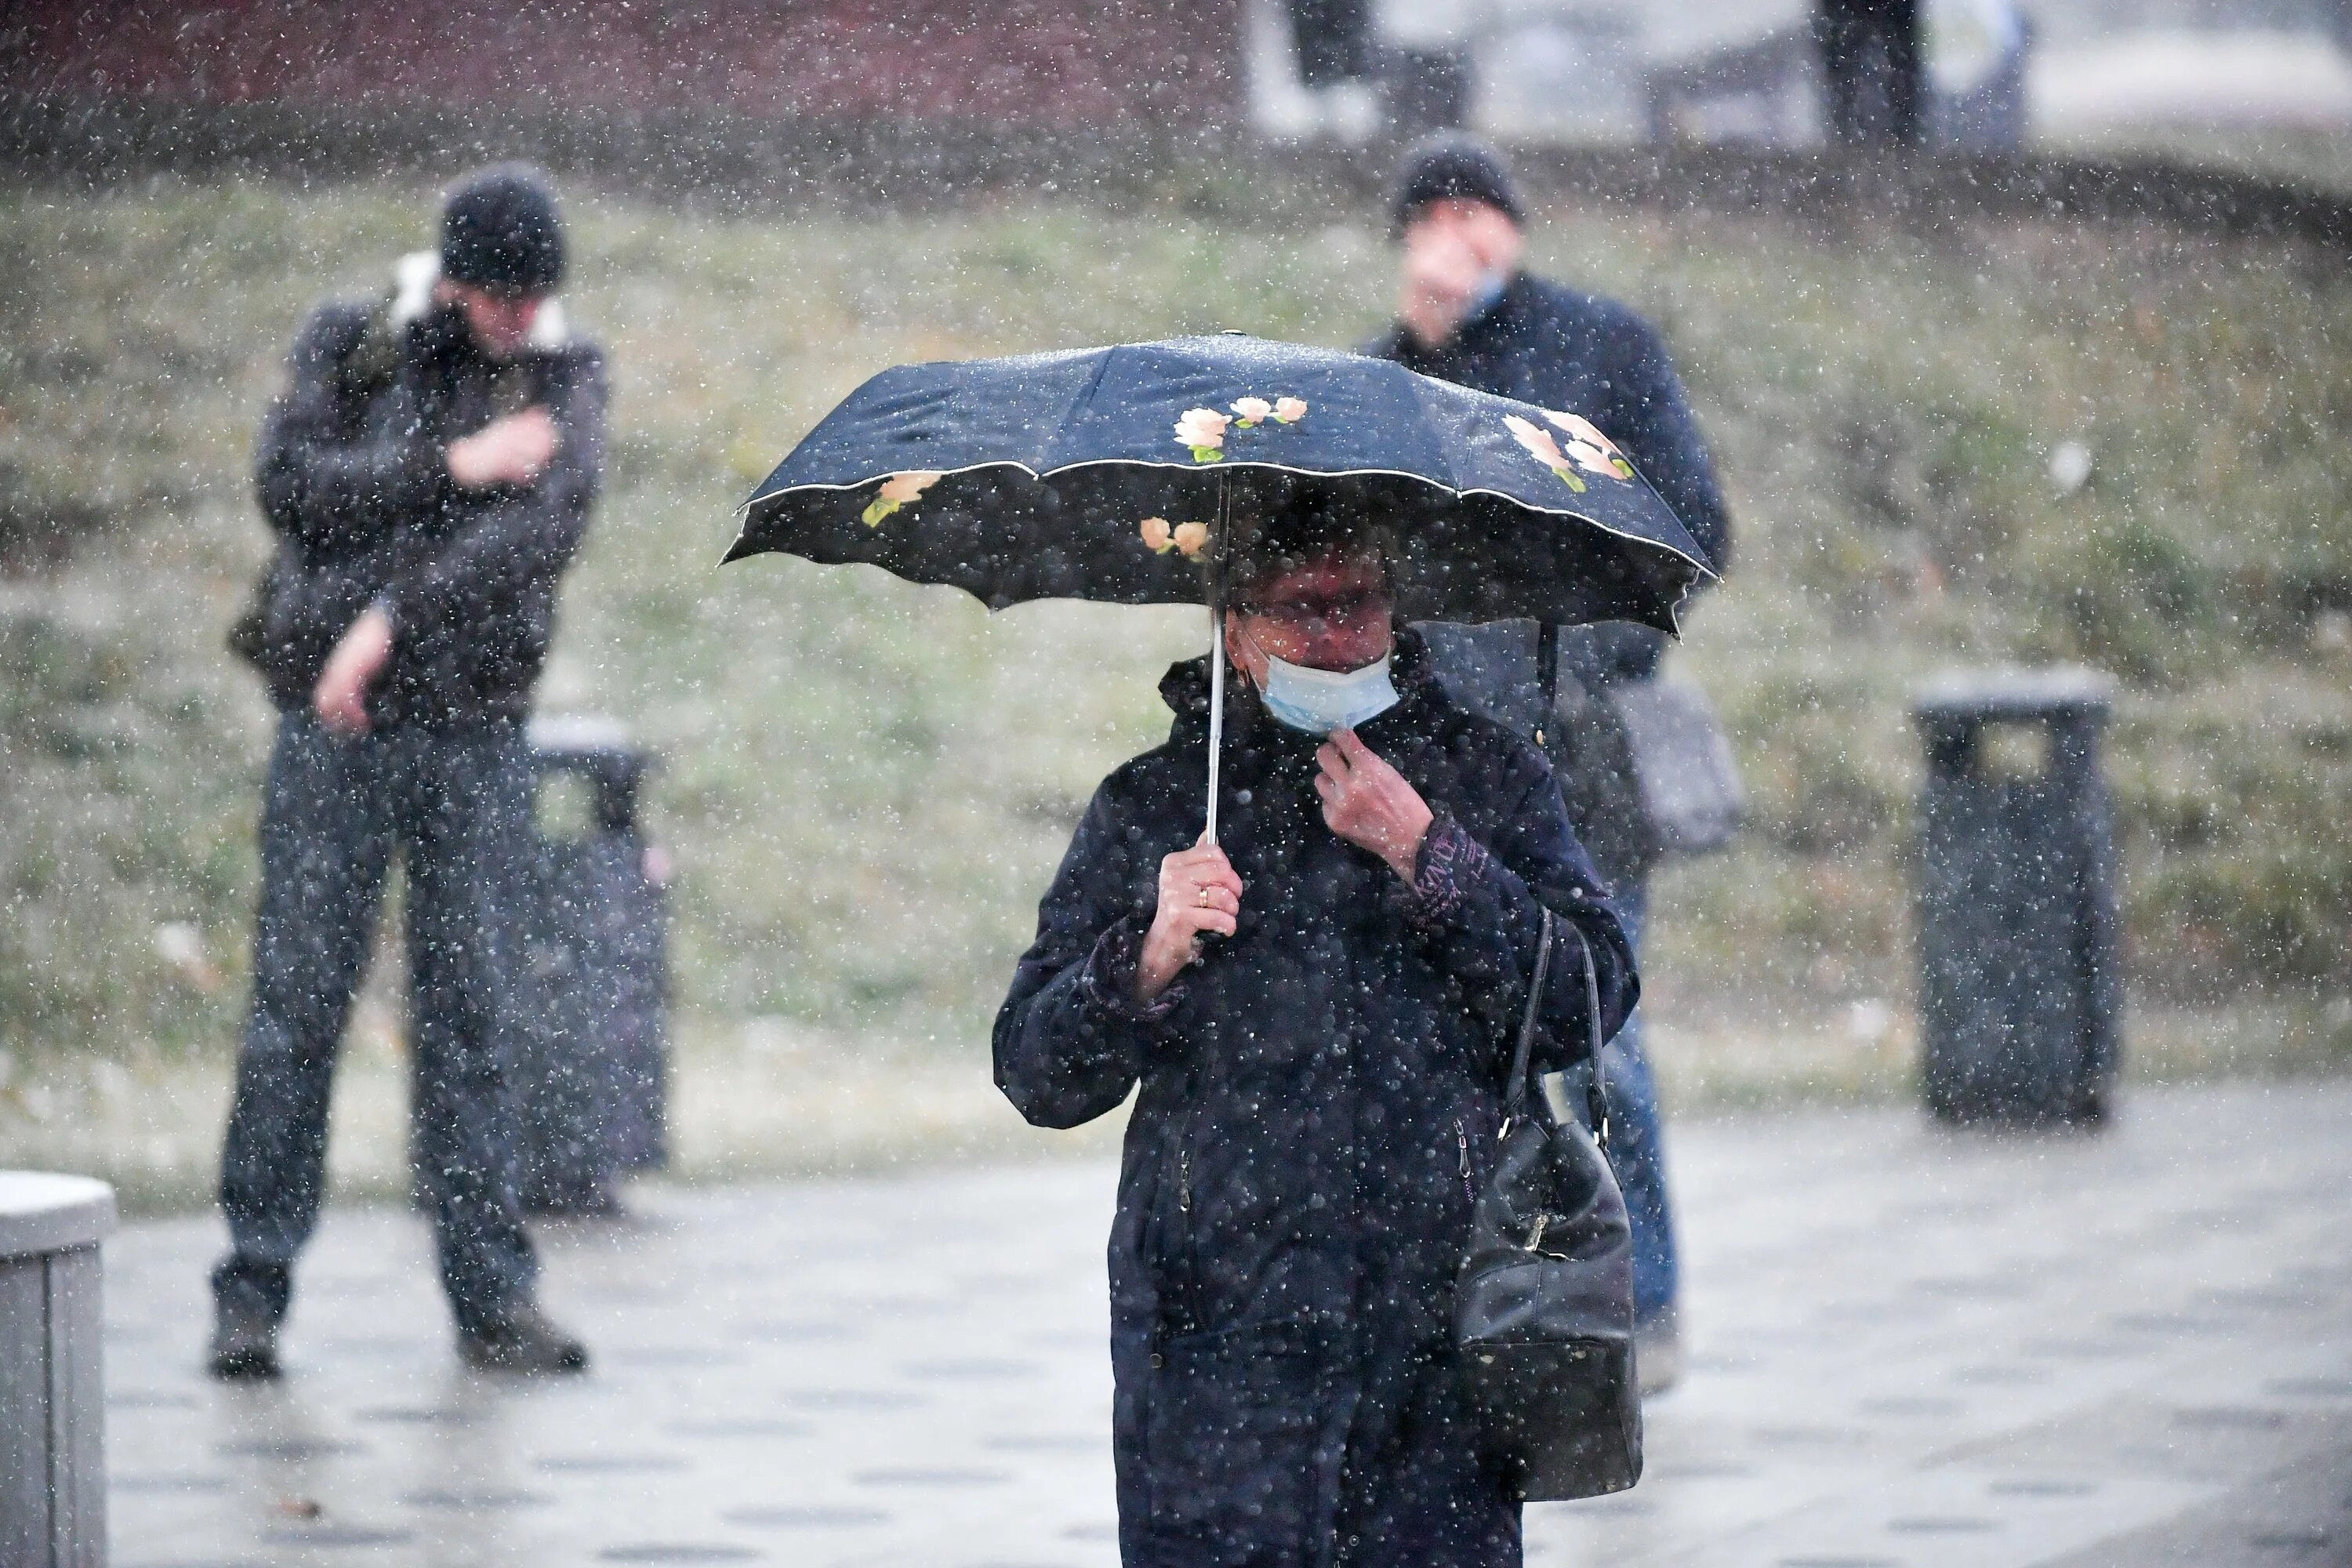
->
[[1505, 905, 1615, 1150], [1504, 906, 1555, 1121], [1565, 920, 1612, 1150]]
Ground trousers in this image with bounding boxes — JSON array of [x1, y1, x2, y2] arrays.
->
[[212, 711, 539, 1334], [1601, 887, 1678, 1323]]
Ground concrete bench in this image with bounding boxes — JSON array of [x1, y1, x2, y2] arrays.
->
[[1, 1172, 114, 1568]]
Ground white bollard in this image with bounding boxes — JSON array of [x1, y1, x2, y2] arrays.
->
[[0, 1172, 114, 1568]]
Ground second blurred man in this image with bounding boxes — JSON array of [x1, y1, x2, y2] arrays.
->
[[1366, 134, 1732, 1390]]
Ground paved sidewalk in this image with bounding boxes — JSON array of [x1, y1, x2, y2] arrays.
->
[[106, 1077, 2352, 1567]]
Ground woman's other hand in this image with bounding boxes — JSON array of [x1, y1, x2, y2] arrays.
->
[[1316, 728, 1434, 884], [1138, 833, 1243, 1004]]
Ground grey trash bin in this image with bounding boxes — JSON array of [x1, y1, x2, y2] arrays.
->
[[515, 717, 671, 1213], [1, 1171, 113, 1568], [410, 717, 670, 1218], [1913, 670, 2121, 1125]]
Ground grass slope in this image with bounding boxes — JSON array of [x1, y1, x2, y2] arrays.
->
[[2, 176, 2347, 1145]]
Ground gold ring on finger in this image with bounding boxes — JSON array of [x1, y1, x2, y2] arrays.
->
[[1198, 887, 1212, 907]]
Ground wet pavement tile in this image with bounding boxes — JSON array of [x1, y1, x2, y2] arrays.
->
[[104, 1078, 2352, 1566]]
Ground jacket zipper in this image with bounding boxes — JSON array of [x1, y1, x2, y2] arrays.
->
[[1455, 1118, 1474, 1207], [1162, 1112, 1200, 1338]]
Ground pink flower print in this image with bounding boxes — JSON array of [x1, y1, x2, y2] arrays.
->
[[1174, 408, 1230, 463], [1141, 517, 1211, 557], [1230, 397, 1273, 426], [1542, 410, 1635, 478], [1272, 397, 1308, 424], [1563, 439, 1619, 477], [1504, 414, 1560, 463], [1541, 409, 1616, 454], [880, 470, 942, 503], [860, 469, 946, 526], [1504, 414, 1587, 494]]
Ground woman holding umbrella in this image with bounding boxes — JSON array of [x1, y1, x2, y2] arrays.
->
[[728, 333, 1709, 1564], [993, 496, 1635, 1566]]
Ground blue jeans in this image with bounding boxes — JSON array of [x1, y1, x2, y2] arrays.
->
[[212, 712, 540, 1335], [1604, 887, 1678, 1323]]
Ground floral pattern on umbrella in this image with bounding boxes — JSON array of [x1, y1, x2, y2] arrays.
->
[[1504, 412, 1636, 492], [861, 470, 944, 526], [1504, 415, 1588, 493], [1541, 408, 1637, 481], [1176, 395, 1308, 463], [1141, 517, 1211, 557]]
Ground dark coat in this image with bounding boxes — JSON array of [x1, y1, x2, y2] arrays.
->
[[994, 634, 1636, 1568], [1367, 270, 1730, 882], [237, 278, 605, 728]]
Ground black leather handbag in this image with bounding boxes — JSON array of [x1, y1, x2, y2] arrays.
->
[[1454, 908, 1644, 1501]]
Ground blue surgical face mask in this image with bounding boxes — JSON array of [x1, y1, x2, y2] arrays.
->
[[1249, 642, 1401, 735]]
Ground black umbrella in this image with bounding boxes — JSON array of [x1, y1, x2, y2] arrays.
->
[[725, 334, 1713, 837]]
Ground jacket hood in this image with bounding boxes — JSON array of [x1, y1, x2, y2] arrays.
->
[[392, 250, 571, 351]]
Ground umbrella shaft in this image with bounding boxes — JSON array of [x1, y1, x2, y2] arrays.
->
[[1205, 473, 1232, 845], [1207, 601, 1223, 842]]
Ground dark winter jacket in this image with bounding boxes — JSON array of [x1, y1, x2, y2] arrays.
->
[[236, 255, 605, 728], [1367, 270, 1730, 881], [995, 633, 1635, 1567]]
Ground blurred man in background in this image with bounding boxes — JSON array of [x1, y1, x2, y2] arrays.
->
[[1367, 134, 1732, 1391], [1816, 0, 1925, 147], [213, 163, 604, 1378]]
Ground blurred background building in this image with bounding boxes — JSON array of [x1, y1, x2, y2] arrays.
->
[[9, 0, 2350, 155], [4, 0, 1248, 128], [1249, 0, 2352, 153]]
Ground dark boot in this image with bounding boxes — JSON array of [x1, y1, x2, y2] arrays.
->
[[209, 1301, 283, 1381], [459, 1303, 589, 1374]]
